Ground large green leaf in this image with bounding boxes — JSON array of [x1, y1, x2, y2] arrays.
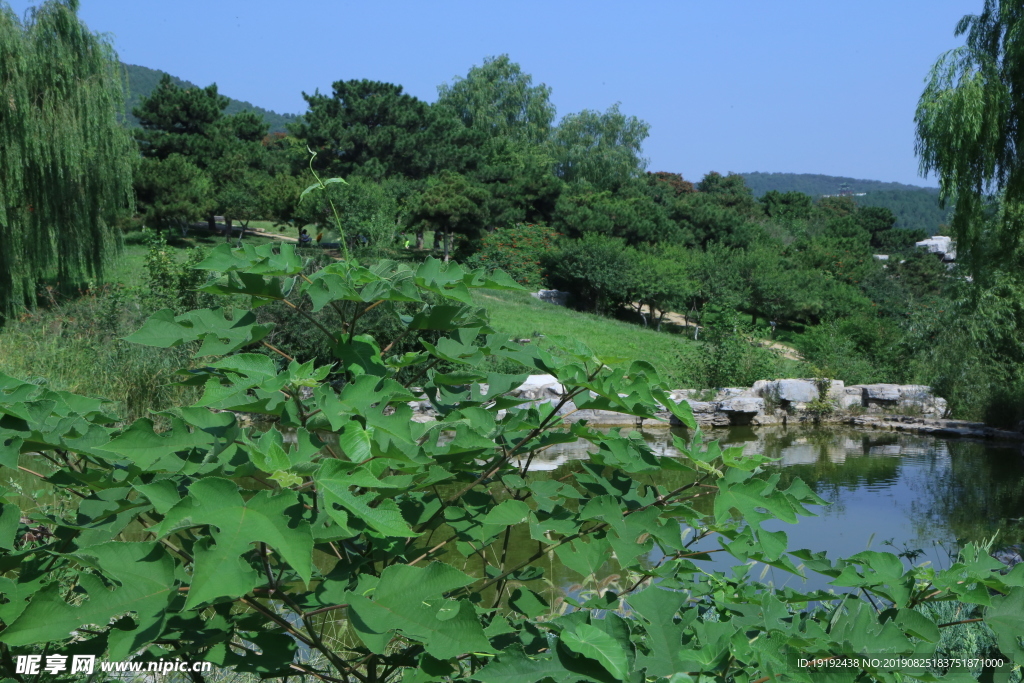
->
[[346, 563, 491, 659], [318, 476, 417, 538], [155, 478, 313, 608], [628, 586, 693, 677], [0, 542, 174, 647], [125, 307, 272, 356], [561, 623, 630, 681], [987, 586, 1024, 664]]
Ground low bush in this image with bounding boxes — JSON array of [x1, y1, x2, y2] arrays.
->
[[467, 223, 559, 288]]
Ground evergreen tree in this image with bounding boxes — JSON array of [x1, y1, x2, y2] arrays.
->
[[133, 75, 268, 232], [292, 79, 474, 181], [0, 0, 135, 317]]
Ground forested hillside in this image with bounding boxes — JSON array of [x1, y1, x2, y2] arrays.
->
[[740, 172, 939, 196], [741, 172, 949, 234], [122, 63, 298, 132]]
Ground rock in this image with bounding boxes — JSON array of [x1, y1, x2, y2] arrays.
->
[[531, 289, 570, 306], [838, 387, 863, 410], [774, 379, 819, 404], [718, 398, 765, 426], [859, 384, 901, 402], [719, 398, 764, 414], [717, 387, 749, 399], [514, 374, 563, 399]]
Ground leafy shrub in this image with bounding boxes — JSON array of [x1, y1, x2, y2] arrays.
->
[[467, 223, 559, 288], [2, 242, 1022, 682], [142, 229, 212, 313], [694, 310, 782, 387], [543, 233, 636, 313]]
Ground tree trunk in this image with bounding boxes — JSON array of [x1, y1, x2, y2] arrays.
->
[[416, 230, 424, 250], [657, 311, 666, 331], [443, 230, 451, 263]]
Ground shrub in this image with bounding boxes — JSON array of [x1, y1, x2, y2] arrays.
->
[[467, 222, 559, 288], [544, 233, 636, 313], [693, 310, 782, 387]]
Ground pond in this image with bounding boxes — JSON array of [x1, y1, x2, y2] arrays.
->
[[538, 425, 1024, 593]]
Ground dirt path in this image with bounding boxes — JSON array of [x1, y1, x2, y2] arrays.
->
[[633, 303, 803, 360]]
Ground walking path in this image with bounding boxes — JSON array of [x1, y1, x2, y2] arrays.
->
[[633, 303, 803, 360]]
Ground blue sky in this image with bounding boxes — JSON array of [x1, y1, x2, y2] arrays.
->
[[9, 1, 976, 186]]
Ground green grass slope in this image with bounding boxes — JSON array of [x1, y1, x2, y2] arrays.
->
[[472, 289, 703, 387]]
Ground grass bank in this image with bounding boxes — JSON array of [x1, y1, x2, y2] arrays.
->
[[471, 289, 706, 387]]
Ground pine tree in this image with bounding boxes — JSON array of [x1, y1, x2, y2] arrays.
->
[[0, 0, 136, 318]]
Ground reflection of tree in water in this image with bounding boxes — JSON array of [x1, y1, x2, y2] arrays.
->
[[914, 440, 1024, 548], [518, 425, 1024, 574], [761, 429, 903, 516]]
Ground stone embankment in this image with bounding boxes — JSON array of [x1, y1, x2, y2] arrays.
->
[[409, 376, 1021, 441]]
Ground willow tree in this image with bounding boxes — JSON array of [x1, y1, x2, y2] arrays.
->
[[0, 0, 135, 318], [914, 0, 1024, 272]]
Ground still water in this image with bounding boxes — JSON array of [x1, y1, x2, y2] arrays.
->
[[541, 426, 1024, 592]]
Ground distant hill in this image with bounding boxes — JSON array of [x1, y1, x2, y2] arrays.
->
[[121, 63, 299, 134], [739, 172, 949, 235], [740, 172, 938, 197]]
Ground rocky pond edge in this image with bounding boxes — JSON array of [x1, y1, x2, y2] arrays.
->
[[407, 376, 1024, 442]]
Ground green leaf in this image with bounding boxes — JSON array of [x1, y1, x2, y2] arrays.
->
[[628, 586, 692, 677], [97, 418, 212, 469], [161, 478, 313, 608], [346, 563, 491, 659], [987, 586, 1024, 664], [555, 538, 610, 578], [125, 307, 272, 356], [509, 588, 549, 618], [319, 476, 417, 538], [561, 623, 630, 681], [757, 528, 788, 561], [0, 542, 174, 647], [0, 503, 20, 550], [482, 500, 530, 526]]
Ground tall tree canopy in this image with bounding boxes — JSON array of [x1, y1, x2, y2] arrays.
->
[[550, 103, 650, 190], [292, 79, 472, 181], [133, 75, 269, 229], [915, 0, 1024, 269], [0, 0, 135, 317], [436, 54, 556, 146]]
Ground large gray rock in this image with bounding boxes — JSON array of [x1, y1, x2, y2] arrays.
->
[[838, 386, 864, 410], [860, 384, 901, 402], [685, 401, 719, 415], [774, 379, 819, 403], [915, 235, 956, 262], [719, 398, 764, 414]]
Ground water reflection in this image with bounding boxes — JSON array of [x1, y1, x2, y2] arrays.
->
[[532, 425, 1024, 591]]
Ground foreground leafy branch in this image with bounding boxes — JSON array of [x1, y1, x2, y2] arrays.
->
[[1, 244, 1022, 682]]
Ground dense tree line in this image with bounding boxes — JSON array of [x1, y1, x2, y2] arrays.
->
[[8, 2, 1022, 427]]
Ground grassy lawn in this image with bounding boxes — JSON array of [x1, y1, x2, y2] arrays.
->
[[472, 289, 702, 387]]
